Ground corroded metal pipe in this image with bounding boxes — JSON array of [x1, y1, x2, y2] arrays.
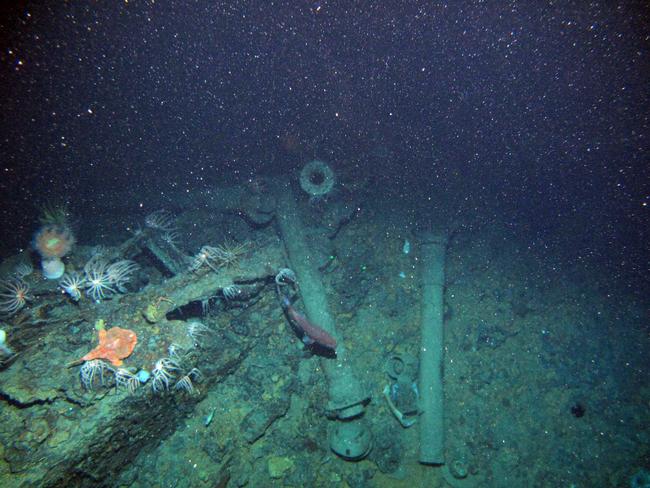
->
[[275, 184, 370, 459], [418, 231, 448, 465]]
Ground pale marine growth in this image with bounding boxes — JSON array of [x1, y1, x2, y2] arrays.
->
[[161, 230, 181, 248], [275, 268, 297, 298], [114, 368, 140, 394], [187, 321, 212, 344], [80, 359, 113, 390], [84, 257, 116, 301], [0, 278, 31, 316], [211, 239, 250, 268], [0, 329, 14, 357], [275, 268, 296, 286], [174, 368, 202, 395], [106, 260, 139, 293], [201, 297, 212, 317], [145, 210, 176, 232], [167, 343, 186, 362], [13, 261, 33, 279], [189, 240, 249, 273], [222, 284, 242, 300], [38, 201, 70, 227], [189, 245, 221, 273], [151, 357, 180, 393], [83, 256, 139, 301], [59, 272, 86, 301]]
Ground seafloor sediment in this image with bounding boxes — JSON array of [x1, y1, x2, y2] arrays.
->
[[0, 182, 647, 488]]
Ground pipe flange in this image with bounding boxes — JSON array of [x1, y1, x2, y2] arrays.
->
[[329, 419, 372, 461], [299, 159, 335, 197], [326, 372, 369, 419]]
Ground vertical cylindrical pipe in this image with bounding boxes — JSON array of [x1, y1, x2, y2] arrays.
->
[[418, 231, 448, 465], [275, 186, 369, 421]]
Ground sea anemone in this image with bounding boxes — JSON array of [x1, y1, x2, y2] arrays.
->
[[82, 256, 139, 301], [38, 201, 70, 227], [59, 272, 86, 301], [33, 224, 75, 279], [105, 260, 139, 292], [114, 368, 140, 394], [188, 241, 249, 273], [79, 359, 113, 390], [83, 257, 116, 301], [145, 210, 176, 232], [151, 357, 181, 393], [174, 368, 202, 395], [0, 278, 31, 316]]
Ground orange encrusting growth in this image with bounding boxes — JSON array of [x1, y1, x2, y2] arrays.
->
[[81, 327, 138, 367]]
